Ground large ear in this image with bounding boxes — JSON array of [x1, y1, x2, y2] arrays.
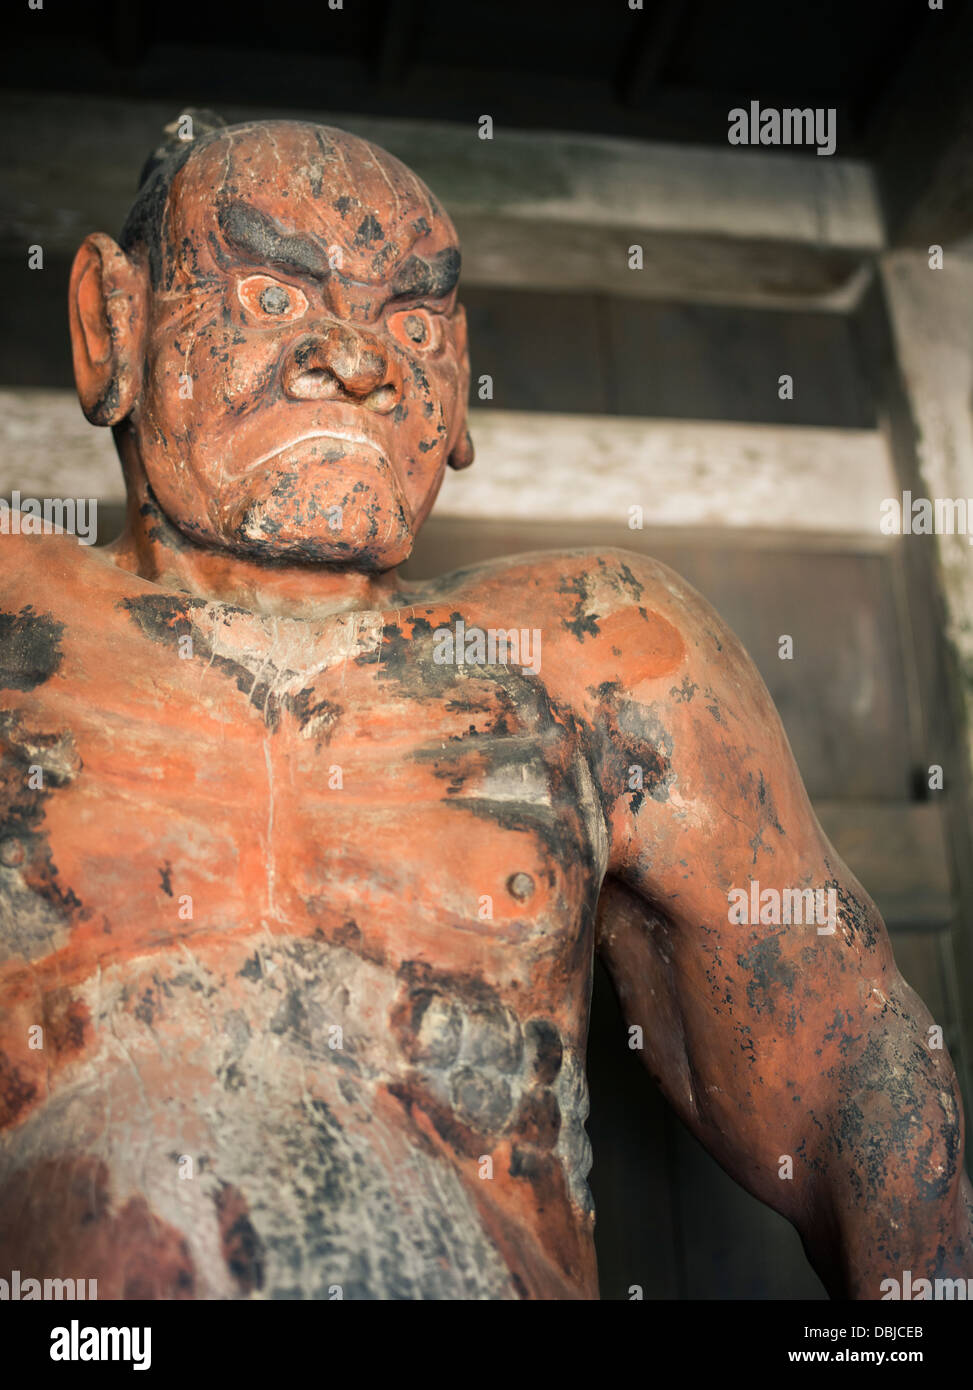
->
[[446, 301, 475, 470], [68, 233, 147, 426]]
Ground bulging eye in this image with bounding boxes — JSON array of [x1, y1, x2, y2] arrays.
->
[[388, 308, 441, 353], [238, 274, 308, 323]]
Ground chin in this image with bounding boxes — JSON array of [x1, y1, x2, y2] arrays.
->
[[226, 493, 415, 570], [222, 452, 417, 569]]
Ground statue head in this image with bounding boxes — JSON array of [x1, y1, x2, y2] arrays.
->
[[68, 115, 474, 572]]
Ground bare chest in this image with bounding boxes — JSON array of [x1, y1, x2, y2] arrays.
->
[[1, 580, 618, 1294], [4, 593, 609, 992]]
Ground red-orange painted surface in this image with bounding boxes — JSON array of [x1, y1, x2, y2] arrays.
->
[[0, 118, 970, 1300]]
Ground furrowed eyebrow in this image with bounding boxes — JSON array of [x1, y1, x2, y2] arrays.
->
[[389, 248, 461, 302], [217, 200, 461, 301], [218, 200, 332, 281]]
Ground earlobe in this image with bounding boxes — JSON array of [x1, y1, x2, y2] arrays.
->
[[446, 302, 474, 470], [69, 233, 146, 426], [447, 430, 475, 470]]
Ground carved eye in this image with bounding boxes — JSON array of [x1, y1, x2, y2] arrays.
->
[[238, 274, 308, 323], [259, 285, 290, 314], [388, 307, 441, 353]]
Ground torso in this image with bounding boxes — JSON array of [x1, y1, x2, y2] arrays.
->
[[0, 535, 641, 1299]]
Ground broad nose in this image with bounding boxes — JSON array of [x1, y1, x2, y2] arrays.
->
[[281, 324, 401, 413]]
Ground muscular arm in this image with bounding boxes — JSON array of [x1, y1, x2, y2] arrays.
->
[[585, 550, 973, 1298]]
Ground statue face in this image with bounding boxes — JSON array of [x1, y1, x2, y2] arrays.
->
[[131, 122, 469, 569]]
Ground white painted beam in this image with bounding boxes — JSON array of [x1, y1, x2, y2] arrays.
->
[[441, 410, 896, 540], [0, 389, 896, 545]]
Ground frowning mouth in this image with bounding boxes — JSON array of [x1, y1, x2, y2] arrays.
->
[[234, 428, 390, 479]]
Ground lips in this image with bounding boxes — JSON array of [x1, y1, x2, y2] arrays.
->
[[217, 401, 396, 482], [228, 431, 413, 521], [243, 428, 392, 476]]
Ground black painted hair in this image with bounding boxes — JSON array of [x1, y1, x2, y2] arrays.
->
[[119, 109, 228, 288]]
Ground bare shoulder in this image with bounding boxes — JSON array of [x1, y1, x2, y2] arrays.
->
[[407, 545, 708, 632], [407, 546, 752, 710], [0, 526, 113, 605], [0, 530, 136, 694], [422, 546, 798, 828]]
